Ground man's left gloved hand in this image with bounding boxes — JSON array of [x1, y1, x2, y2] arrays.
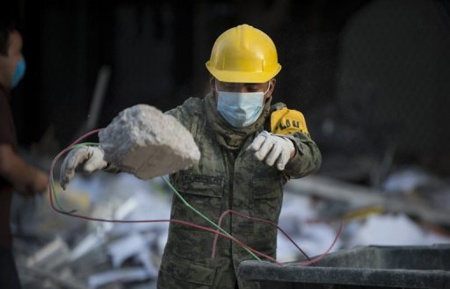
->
[[246, 131, 296, 171]]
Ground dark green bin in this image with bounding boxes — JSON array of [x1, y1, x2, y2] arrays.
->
[[238, 245, 450, 289]]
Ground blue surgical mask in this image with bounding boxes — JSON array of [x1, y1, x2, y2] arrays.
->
[[11, 58, 26, 89], [216, 83, 270, 127]]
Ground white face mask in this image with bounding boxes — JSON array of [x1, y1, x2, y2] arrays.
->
[[216, 83, 271, 127]]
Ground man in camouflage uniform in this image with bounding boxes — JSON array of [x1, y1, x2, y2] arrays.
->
[[60, 24, 321, 289]]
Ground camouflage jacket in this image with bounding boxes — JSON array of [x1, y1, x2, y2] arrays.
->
[[157, 97, 321, 289]]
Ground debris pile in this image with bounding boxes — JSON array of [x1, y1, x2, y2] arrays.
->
[[12, 173, 171, 289], [10, 166, 450, 288]]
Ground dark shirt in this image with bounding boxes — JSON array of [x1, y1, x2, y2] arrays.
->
[[0, 84, 17, 248]]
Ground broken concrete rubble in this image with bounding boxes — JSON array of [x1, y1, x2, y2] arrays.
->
[[11, 168, 450, 288], [13, 174, 170, 289], [99, 104, 201, 179], [285, 175, 450, 226], [26, 236, 71, 271]]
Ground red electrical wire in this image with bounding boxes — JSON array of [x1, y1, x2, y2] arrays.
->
[[49, 129, 281, 265], [49, 128, 343, 268], [211, 210, 312, 261], [294, 220, 343, 267], [212, 210, 344, 266]]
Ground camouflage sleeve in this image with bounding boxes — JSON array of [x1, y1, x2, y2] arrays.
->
[[283, 132, 322, 179], [164, 97, 202, 133], [165, 104, 190, 127]]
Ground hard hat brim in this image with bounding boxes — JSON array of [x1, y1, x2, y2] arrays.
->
[[206, 62, 281, 83]]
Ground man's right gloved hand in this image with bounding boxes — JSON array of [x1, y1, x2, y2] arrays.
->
[[60, 146, 108, 190]]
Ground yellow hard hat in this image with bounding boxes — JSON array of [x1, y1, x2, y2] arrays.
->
[[206, 24, 281, 83]]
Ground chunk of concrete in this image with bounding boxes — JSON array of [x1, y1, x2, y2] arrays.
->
[[99, 104, 200, 179]]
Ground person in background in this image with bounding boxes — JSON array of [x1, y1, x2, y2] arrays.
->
[[0, 21, 49, 289]]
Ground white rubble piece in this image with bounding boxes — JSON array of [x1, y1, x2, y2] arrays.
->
[[26, 237, 71, 271], [99, 104, 200, 179], [286, 175, 450, 226]]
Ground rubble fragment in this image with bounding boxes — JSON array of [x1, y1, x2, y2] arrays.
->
[[99, 104, 201, 179]]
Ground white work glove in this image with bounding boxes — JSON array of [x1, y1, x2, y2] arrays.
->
[[60, 146, 108, 190], [246, 131, 295, 171]]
